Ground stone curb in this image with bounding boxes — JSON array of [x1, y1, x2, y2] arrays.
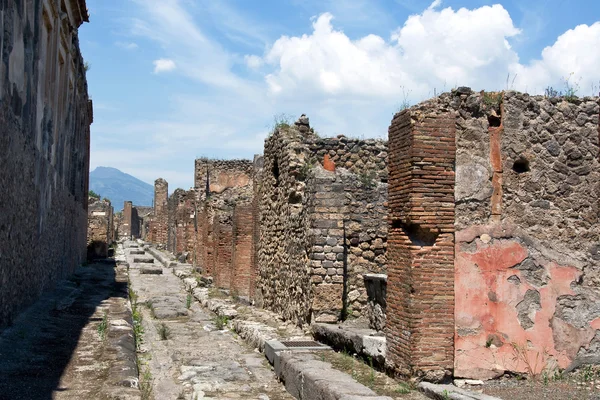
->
[[312, 323, 386, 367], [100, 246, 142, 399], [418, 382, 502, 400]]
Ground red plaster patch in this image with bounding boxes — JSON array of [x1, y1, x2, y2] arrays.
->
[[455, 236, 587, 379]]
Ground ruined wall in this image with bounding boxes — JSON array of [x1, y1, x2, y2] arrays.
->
[[307, 168, 388, 323], [0, 0, 91, 327], [231, 204, 254, 298], [87, 198, 114, 259], [150, 178, 168, 246], [257, 116, 389, 325], [194, 158, 253, 194], [451, 91, 600, 379], [257, 125, 313, 322], [304, 135, 388, 181], [385, 108, 456, 381], [122, 201, 133, 239], [384, 88, 600, 380], [214, 212, 233, 290]]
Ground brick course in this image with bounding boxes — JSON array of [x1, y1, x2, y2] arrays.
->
[[386, 110, 456, 380]]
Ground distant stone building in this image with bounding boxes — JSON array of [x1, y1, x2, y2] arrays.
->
[[87, 198, 115, 259], [0, 0, 92, 327]]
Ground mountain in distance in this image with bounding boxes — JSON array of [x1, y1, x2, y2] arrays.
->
[[89, 166, 153, 211]]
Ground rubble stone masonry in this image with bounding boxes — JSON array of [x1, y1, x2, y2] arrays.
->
[[385, 88, 600, 380], [0, 0, 91, 327]]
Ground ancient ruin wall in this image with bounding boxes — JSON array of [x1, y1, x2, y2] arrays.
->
[[307, 168, 388, 323], [450, 91, 600, 379], [257, 117, 389, 325], [87, 199, 114, 259], [304, 136, 388, 181], [256, 126, 313, 322], [194, 158, 253, 194], [150, 178, 168, 246], [231, 204, 254, 298], [0, 0, 91, 327]]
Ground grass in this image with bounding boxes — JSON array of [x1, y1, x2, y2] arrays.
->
[[322, 351, 415, 397], [157, 322, 171, 340], [97, 311, 108, 340], [213, 315, 230, 330], [145, 301, 156, 319], [129, 286, 144, 350], [186, 293, 192, 309], [140, 366, 153, 400]]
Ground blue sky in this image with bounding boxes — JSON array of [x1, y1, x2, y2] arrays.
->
[[80, 0, 600, 190]]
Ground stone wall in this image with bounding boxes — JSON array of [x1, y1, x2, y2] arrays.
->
[[451, 90, 600, 379], [256, 124, 313, 323], [384, 88, 600, 380], [194, 158, 253, 194], [257, 116, 388, 325], [304, 135, 388, 182], [87, 198, 114, 259], [307, 168, 388, 323], [0, 0, 91, 327]]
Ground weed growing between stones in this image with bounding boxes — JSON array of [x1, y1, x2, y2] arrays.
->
[[97, 311, 108, 340], [129, 287, 144, 350], [186, 293, 192, 309], [214, 315, 230, 330], [139, 366, 153, 400], [395, 382, 411, 394], [157, 322, 171, 340], [322, 350, 415, 397], [145, 301, 156, 318]]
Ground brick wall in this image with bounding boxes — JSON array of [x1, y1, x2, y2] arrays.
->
[[122, 201, 133, 238], [386, 109, 456, 381], [231, 204, 254, 298], [153, 178, 168, 246], [214, 219, 233, 290]]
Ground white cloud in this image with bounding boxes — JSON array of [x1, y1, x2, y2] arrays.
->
[[153, 58, 176, 73], [510, 22, 600, 95], [115, 41, 139, 50], [261, 3, 524, 100], [244, 54, 264, 69]]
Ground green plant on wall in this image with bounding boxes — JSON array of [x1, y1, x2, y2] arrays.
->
[[358, 170, 377, 188]]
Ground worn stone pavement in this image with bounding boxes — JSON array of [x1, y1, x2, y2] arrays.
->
[[0, 260, 139, 400], [123, 242, 292, 400]]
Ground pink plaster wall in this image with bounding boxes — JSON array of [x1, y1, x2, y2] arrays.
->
[[455, 225, 597, 379]]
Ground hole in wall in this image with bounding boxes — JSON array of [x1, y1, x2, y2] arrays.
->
[[488, 114, 501, 127], [288, 192, 302, 204], [512, 158, 530, 174], [391, 219, 439, 246], [272, 156, 280, 187]]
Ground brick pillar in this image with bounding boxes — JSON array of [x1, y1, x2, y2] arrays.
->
[[154, 178, 168, 246], [214, 220, 233, 289], [123, 201, 133, 239], [386, 110, 456, 381], [231, 204, 254, 298], [203, 207, 214, 276]]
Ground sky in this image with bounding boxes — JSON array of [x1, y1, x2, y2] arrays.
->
[[80, 0, 600, 191]]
